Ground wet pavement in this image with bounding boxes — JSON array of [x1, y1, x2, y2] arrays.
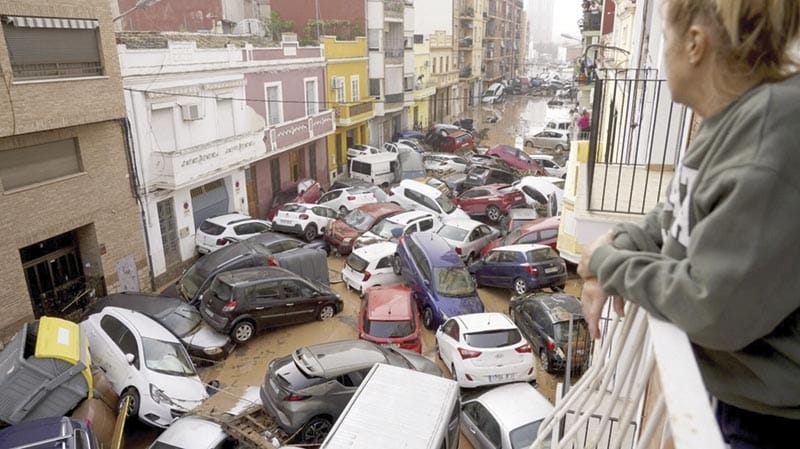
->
[[123, 94, 581, 449]]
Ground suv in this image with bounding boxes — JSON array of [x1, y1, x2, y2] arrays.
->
[[0, 416, 99, 449], [389, 179, 469, 220], [200, 266, 343, 343], [195, 213, 271, 254], [462, 166, 519, 191], [509, 292, 591, 374], [392, 232, 485, 329], [359, 285, 422, 353]]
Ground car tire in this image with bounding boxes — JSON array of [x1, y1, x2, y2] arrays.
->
[[513, 277, 528, 295], [422, 307, 434, 330], [119, 388, 139, 419], [392, 254, 402, 275], [339, 205, 348, 216], [555, 144, 565, 153], [231, 320, 255, 344], [540, 349, 552, 374], [301, 416, 333, 443], [465, 252, 477, 266], [304, 224, 318, 242], [317, 304, 336, 320], [525, 140, 534, 148], [486, 205, 502, 223]]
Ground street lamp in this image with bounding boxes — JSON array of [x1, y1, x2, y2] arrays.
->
[[113, 0, 162, 22], [560, 33, 582, 43]]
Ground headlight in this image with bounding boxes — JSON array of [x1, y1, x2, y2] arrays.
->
[[204, 346, 223, 355], [150, 384, 174, 406]]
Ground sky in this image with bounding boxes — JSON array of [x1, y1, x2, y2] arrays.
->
[[550, 1, 582, 43]]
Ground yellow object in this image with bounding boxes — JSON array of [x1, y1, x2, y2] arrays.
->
[[34, 316, 93, 398]]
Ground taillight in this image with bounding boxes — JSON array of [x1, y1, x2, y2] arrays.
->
[[457, 347, 482, 359], [347, 196, 356, 200], [216, 238, 230, 246], [362, 271, 372, 282], [546, 339, 556, 352], [526, 265, 538, 276], [299, 214, 309, 220], [516, 343, 532, 353], [222, 300, 237, 312], [454, 247, 462, 255], [267, 256, 278, 266], [284, 393, 309, 401]]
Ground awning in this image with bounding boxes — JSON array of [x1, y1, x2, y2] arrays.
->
[[3, 15, 99, 30]]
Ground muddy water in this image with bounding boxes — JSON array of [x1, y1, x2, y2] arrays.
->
[[124, 95, 580, 449]]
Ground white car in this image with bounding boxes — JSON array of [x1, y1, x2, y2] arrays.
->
[[316, 186, 388, 215], [341, 241, 403, 297], [436, 312, 536, 388], [146, 416, 230, 449], [195, 213, 271, 254], [460, 382, 554, 449], [436, 218, 500, 264], [354, 210, 441, 249], [423, 153, 469, 175], [347, 143, 385, 159], [270, 203, 338, 242], [524, 129, 570, 152], [390, 179, 469, 220], [513, 176, 564, 217], [530, 154, 567, 178], [397, 138, 425, 153], [80, 307, 208, 428]]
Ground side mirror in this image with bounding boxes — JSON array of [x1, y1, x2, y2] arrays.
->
[[125, 353, 135, 365]]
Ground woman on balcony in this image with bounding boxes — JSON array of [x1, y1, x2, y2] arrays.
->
[[577, 1, 800, 448]]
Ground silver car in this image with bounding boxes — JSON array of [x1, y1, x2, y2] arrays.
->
[[436, 218, 500, 264], [260, 339, 441, 443], [524, 129, 570, 152]]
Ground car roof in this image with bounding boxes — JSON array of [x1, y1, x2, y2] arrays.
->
[[204, 212, 253, 226], [518, 216, 560, 232], [94, 292, 183, 316], [351, 152, 398, 162], [353, 241, 398, 259], [366, 286, 414, 321], [409, 232, 463, 267], [216, 266, 299, 286], [456, 312, 515, 332], [99, 307, 181, 343], [507, 208, 539, 219], [293, 340, 387, 378], [192, 232, 299, 274], [491, 243, 551, 253], [523, 293, 584, 321], [398, 179, 444, 198], [357, 202, 404, 215], [0, 416, 88, 447], [153, 416, 227, 448], [471, 382, 554, 431], [441, 218, 483, 230], [387, 210, 433, 224]]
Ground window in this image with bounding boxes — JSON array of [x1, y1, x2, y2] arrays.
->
[[404, 76, 414, 92], [305, 78, 318, 115], [368, 29, 381, 50], [446, 56, 450, 71], [332, 76, 345, 103], [0, 138, 83, 191], [217, 99, 235, 139], [270, 159, 281, 194], [2, 16, 103, 80], [251, 282, 282, 302], [350, 76, 360, 102], [433, 58, 437, 73], [151, 107, 176, 150], [265, 83, 283, 126], [308, 143, 317, 181], [369, 78, 381, 97]]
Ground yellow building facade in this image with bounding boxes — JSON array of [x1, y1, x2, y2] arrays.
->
[[411, 38, 436, 129], [324, 36, 375, 181]]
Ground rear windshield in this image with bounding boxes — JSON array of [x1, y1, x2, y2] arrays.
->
[[510, 420, 546, 449], [464, 329, 522, 348], [277, 358, 326, 390], [526, 247, 560, 262], [346, 253, 369, 273], [344, 208, 377, 232], [281, 204, 306, 213], [554, 319, 589, 345], [438, 225, 468, 241], [364, 317, 416, 338], [208, 278, 234, 305], [272, 188, 297, 207], [436, 195, 456, 213], [199, 221, 225, 236], [160, 304, 202, 337]]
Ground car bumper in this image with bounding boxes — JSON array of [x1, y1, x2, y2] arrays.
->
[[341, 270, 365, 295], [324, 235, 353, 255], [186, 340, 236, 362], [270, 222, 303, 235], [456, 359, 536, 388], [200, 306, 232, 334], [259, 383, 306, 434], [528, 273, 568, 290], [138, 396, 200, 429]]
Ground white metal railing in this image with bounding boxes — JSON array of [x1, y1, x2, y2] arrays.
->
[[530, 303, 727, 449]]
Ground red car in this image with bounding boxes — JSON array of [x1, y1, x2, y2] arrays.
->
[[485, 144, 545, 175], [267, 179, 323, 220], [324, 202, 404, 255], [431, 130, 476, 154], [358, 285, 422, 353], [454, 183, 527, 223], [481, 215, 561, 256]]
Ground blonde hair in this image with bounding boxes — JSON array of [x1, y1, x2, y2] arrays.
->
[[664, 0, 800, 84]]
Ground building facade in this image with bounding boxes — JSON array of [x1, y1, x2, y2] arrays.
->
[[324, 35, 375, 181], [429, 30, 460, 123], [411, 35, 436, 129], [0, 0, 150, 339], [268, 0, 366, 42], [112, 0, 265, 34], [483, 0, 524, 86], [454, 0, 486, 108]]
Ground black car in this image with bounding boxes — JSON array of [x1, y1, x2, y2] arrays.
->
[[462, 165, 520, 191], [508, 292, 592, 374], [465, 153, 514, 172], [200, 266, 343, 343], [90, 292, 234, 362], [177, 232, 328, 306]]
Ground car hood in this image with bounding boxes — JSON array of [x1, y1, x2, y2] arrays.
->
[[395, 349, 442, 377], [182, 322, 231, 351], [148, 371, 209, 411], [330, 221, 360, 240], [447, 208, 470, 219]]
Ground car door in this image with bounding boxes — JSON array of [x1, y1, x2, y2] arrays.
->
[[280, 279, 320, 324], [461, 402, 503, 449], [95, 314, 140, 389], [311, 206, 337, 232], [373, 255, 397, 285], [499, 251, 526, 287], [457, 189, 487, 214], [247, 281, 288, 329], [318, 190, 342, 209]]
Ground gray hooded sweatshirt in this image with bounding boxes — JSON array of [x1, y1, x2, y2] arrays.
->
[[589, 73, 800, 418]]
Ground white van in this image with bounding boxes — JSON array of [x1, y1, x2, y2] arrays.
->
[[349, 152, 400, 186], [318, 363, 461, 449], [481, 82, 505, 104]]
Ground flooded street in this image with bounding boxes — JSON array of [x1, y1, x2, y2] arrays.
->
[[124, 94, 580, 449]]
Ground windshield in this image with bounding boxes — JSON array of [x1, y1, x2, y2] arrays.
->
[[526, 247, 560, 262], [370, 217, 403, 239], [179, 265, 205, 299], [517, 151, 533, 163], [436, 195, 456, 214], [554, 319, 589, 345], [438, 225, 468, 242], [434, 267, 476, 297], [160, 304, 202, 337], [343, 209, 377, 232], [142, 337, 197, 376], [510, 419, 546, 449]]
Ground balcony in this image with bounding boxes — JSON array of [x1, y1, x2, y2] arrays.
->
[[264, 109, 335, 155], [333, 99, 375, 127], [581, 9, 602, 33], [384, 0, 404, 20], [459, 66, 473, 79], [383, 93, 404, 112], [530, 304, 725, 449]]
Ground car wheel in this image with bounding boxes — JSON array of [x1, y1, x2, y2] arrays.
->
[[392, 254, 402, 275], [422, 307, 434, 330], [304, 224, 318, 242], [301, 416, 333, 443], [471, 272, 479, 288], [525, 140, 534, 148], [465, 253, 477, 266], [119, 388, 139, 418], [513, 277, 528, 295], [540, 349, 552, 373], [555, 144, 565, 153], [231, 321, 255, 344], [486, 205, 502, 223], [317, 304, 336, 320], [339, 205, 348, 216]]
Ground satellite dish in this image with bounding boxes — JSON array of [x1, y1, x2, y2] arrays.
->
[[232, 19, 266, 37]]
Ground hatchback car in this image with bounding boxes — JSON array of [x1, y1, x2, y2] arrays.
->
[[390, 179, 469, 220], [358, 285, 422, 353], [195, 213, 271, 255], [260, 339, 441, 442], [90, 293, 233, 363], [482, 216, 560, 255], [353, 210, 441, 249], [145, 416, 233, 449], [531, 154, 567, 178], [524, 129, 570, 152], [267, 179, 323, 220], [80, 307, 209, 428], [513, 176, 564, 217], [324, 202, 404, 256], [436, 218, 500, 264], [484, 145, 545, 175], [342, 241, 403, 296], [470, 244, 567, 294], [462, 166, 520, 192], [461, 382, 554, 449], [393, 232, 485, 329], [423, 153, 469, 176], [436, 312, 535, 388], [270, 203, 338, 242], [316, 185, 388, 215], [346, 143, 385, 160], [455, 184, 527, 223], [509, 293, 591, 374], [200, 266, 343, 343], [498, 208, 541, 236]]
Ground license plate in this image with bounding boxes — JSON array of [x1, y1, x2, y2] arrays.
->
[[489, 373, 513, 382], [545, 267, 559, 274]]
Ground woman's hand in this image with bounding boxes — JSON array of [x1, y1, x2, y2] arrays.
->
[[581, 278, 626, 339], [578, 230, 614, 280]]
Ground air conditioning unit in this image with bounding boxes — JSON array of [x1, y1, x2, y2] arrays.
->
[[181, 103, 202, 121]]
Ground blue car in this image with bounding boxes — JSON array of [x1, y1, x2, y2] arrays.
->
[[392, 232, 485, 329], [468, 244, 567, 295]]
